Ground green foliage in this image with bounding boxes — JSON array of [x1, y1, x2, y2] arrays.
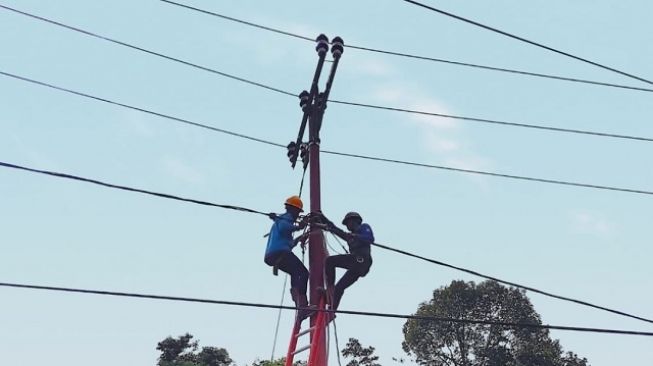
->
[[402, 280, 590, 366], [341, 338, 381, 366], [249, 358, 306, 366], [156, 333, 232, 366]]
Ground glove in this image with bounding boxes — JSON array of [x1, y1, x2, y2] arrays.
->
[[268, 213, 278, 221]]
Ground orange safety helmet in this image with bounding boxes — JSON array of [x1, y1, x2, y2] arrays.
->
[[285, 195, 304, 211]]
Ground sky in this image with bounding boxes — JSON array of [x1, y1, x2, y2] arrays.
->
[[1, 1, 652, 365]]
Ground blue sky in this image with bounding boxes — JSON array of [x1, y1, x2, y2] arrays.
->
[[1, 1, 652, 365]]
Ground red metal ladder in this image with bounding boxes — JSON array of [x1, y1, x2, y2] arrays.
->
[[285, 295, 327, 366]]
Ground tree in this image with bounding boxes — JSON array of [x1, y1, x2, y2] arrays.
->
[[157, 333, 232, 366], [249, 358, 306, 366], [402, 280, 590, 366], [341, 338, 381, 366]]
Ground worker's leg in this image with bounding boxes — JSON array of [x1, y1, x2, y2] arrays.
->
[[332, 269, 361, 311], [276, 253, 313, 320], [325, 254, 356, 287], [275, 252, 309, 296]]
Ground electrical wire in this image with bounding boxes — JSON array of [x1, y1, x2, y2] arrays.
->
[[3, 72, 653, 197], [2, 72, 653, 196], [0, 161, 269, 216], [0, 4, 294, 98], [328, 99, 653, 143], [157, 0, 653, 94], [401, 0, 653, 86], [0, 71, 284, 149], [371, 242, 653, 325], [2, 159, 652, 326], [320, 150, 653, 196], [1, 281, 652, 336], [2, 6, 653, 143]]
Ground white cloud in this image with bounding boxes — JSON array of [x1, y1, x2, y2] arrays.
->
[[10, 133, 60, 169], [370, 84, 491, 183], [162, 157, 205, 185], [122, 110, 155, 138], [570, 211, 616, 237], [347, 56, 394, 77]]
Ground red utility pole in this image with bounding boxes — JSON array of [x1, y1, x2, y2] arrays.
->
[[285, 34, 343, 366]]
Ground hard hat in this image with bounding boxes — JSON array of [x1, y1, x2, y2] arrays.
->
[[342, 212, 362, 225], [285, 195, 304, 211]]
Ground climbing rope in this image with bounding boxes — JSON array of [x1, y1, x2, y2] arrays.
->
[[328, 232, 349, 254], [298, 165, 308, 198], [332, 319, 343, 366], [269, 274, 288, 361]]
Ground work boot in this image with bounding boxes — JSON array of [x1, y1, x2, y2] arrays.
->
[[295, 293, 316, 321]]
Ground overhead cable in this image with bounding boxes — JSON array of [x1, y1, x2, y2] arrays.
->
[[2, 281, 653, 336], [0, 161, 269, 216], [401, 0, 653, 86], [0, 71, 283, 149], [2, 5, 653, 143], [2, 160, 652, 325], [3, 71, 653, 197], [158, 0, 653, 94], [321, 150, 653, 196], [0, 4, 293, 98], [371, 242, 653, 325]]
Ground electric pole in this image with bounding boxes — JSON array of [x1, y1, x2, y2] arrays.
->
[[286, 33, 343, 366]]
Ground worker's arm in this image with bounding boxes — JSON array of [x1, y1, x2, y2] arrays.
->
[[292, 231, 309, 248], [326, 222, 353, 241], [352, 224, 374, 244]]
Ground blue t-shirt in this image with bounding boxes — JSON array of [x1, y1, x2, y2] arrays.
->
[[349, 223, 374, 257], [264, 213, 295, 257]]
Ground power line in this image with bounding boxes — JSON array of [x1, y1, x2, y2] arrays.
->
[[158, 0, 653, 94], [370, 242, 653, 325], [401, 0, 653, 86], [0, 4, 294, 98], [2, 7, 652, 144], [328, 99, 653, 142], [2, 159, 652, 326], [2, 281, 652, 336], [3, 71, 653, 197], [0, 161, 270, 216], [321, 150, 653, 196], [0, 71, 284, 149]]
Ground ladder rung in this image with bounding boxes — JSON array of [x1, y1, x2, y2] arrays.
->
[[293, 344, 311, 356], [296, 326, 315, 338]]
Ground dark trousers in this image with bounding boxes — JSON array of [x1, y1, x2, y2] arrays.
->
[[325, 254, 372, 310], [265, 251, 309, 296]]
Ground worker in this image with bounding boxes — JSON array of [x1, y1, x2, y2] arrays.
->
[[321, 211, 374, 316], [264, 195, 312, 320]]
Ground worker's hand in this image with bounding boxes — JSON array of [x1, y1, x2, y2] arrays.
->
[[326, 220, 336, 229], [268, 212, 278, 221], [297, 216, 309, 229], [316, 213, 334, 227]]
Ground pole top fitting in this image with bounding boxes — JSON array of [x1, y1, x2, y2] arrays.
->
[[315, 34, 329, 56], [331, 36, 344, 59], [299, 90, 310, 109]]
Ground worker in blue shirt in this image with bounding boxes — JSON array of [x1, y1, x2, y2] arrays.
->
[[264, 195, 312, 319], [321, 211, 374, 315]]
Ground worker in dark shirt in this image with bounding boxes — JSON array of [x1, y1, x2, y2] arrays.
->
[[264, 196, 311, 320], [321, 212, 374, 315]]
